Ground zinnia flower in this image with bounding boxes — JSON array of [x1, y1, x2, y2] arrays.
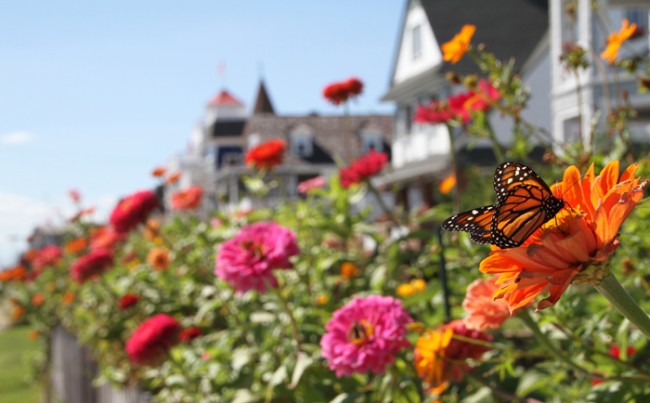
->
[[462, 277, 510, 331], [601, 19, 639, 64], [179, 326, 203, 342], [109, 190, 158, 233], [32, 245, 63, 270], [245, 139, 286, 170], [441, 24, 476, 64], [90, 226, 125, 251], [339, 149, 388, 188], [119, 293, 139, 310], [323, 77, 364, 105], [69, 189, 81, 203], [151, 166, 166, 177], [125, 314, 181, 365], [320, 295, 413, 377], [0, 265, 27, 282], [215, 221, 300, 293], [64, 237, 88, 255], [147, 248, 170, 271], [297, 176, 326, 194], [610, 344, 636, 360], [62, 292, 76, 305], [165, 172, 182, 184], [396, 279, 427, 298], [414, 320, 492, 395], [171, 185, 203, 211], [439, 173, 456, 195], [415, 80, 500, 125], [70, 249, 114, 283], [480, 161, 646, 314], [340, 262, 360, 279], [32, 293, 45, 307]]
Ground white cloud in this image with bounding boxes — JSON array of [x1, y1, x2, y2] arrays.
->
[[0, 131, 34, 145], [0, 193, 55, 267]]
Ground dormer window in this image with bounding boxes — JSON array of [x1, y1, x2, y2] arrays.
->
[[412, 24, 422, 60], [290, 125, 313, 158], [360, 129, 384, 154]]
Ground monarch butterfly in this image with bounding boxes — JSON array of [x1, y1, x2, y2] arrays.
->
[[442, 162, 565, 248]]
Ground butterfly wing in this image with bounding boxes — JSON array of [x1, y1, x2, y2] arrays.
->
[[493, 162, 554, 204], [442, 205, 495, 244], [490, 184, 563, 248]]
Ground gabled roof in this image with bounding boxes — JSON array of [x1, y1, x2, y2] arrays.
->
[[422, 0, 548, 75], [208, 89, 244, 107], [242, 115, 394, 165], [252, 80, 276, 115]]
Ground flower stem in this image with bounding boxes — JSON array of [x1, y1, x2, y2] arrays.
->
[[595, 273, 650, 340], [269, 282, 302, 351], [518, 310, 589, 375], [366, 180, 400, 226]]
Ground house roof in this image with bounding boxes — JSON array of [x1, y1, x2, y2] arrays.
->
[[252, 80, 276, 115], [422, 0, 549, 76], [208, 89, 244, 107], [385, 0, 549, 97], [242, 114, 394, 165]]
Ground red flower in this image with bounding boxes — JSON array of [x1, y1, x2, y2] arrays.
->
[[610, 344, 636, 360], [118, 293, 139, 310], [415, 79, 500, 125], [151, 166, 166, 177], [323, 77, 364, 105], [339, 150, 388, 188], [171, 186, 203, 211], [32, 245, 63, 270], [125, 314, 181, 365], [90, 226, 125, 251], [245, 139, 286, 170], [179, 326, 203, 342], [69, 189, 81, 203], [70, 249, 114, 283], [109, 190, 158, 233]]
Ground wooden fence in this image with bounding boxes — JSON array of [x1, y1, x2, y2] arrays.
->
[[49, 326, 151, 403]]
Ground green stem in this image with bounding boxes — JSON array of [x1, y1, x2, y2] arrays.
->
[[595, 274, 650, 340], [518, 310, 589, 375], [445, 123, 461, 213], [268, 281, 302, 351], [366, 180, 400, 226]]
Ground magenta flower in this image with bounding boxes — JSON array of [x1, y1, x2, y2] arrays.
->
[[320, 295, 413, 377], [297, 176, 326, 194], [126, 314, 181, 365], [215, 222, 300, 293]]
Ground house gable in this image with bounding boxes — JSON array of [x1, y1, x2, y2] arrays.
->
[[392, 0, 442, 86]]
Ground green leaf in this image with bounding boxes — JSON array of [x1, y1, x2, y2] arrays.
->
[[289, 351, 313, 389]]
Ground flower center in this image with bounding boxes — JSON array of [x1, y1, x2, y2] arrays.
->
[[347, 320, 374, 346], [240, 240, 265, 258]]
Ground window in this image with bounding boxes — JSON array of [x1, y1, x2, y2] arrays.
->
[[361, 130, 384, 154], [625, 8, 648, 35], [290, 126, 313, 158], [562, 116, 581, 144], [412, 24, 422, 60]]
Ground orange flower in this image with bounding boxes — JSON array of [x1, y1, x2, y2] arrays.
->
[[147, 247, 171, 271], [601, 19, 638, 64], [414, 320, 492, 395], [62, 292, 76, 305], [441, 24, 476, 64], [0, 265, 27, 282], [32, 293, 45, 307], [65, 237, 88, 255], [439, 173, 456, 195], [28, 330, 40, 340], [151, 166, 167, 177], [315, 294, 329, 305], [143, 219, 161, 241], [462, 277, 510, 331], [11, 305, 25, 320], [340, 262, 360, 279], [480, 161, 646, 314], [396, 279, 427, 297], [166, 172, 182, 184], [245, 139, 286, 170], [171, 186, 203, 211]]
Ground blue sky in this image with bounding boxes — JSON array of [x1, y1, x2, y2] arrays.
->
[[0, 1, 403, 265]]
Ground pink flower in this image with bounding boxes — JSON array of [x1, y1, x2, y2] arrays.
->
[[126, 314, 181, 365], [320, 295, 413, 377], [109, 190, 158, 233], [297, 176, 326, 194], [70, 249, 114, 283], [69, 189, 81, 203], [90, 226, 125, 251], [462, 277, 510, 331], [215, 222, 300, 293], [339, 150, 389, 188]]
